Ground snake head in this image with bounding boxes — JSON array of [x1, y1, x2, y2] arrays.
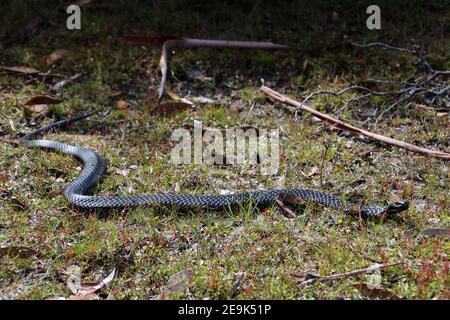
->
[[385, 201, 409, 216]]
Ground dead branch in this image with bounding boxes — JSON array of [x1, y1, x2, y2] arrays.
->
[[351, 42, 415, 54], [293, 262, 402, 287], [158, 38, 287, 100], [260, 86, 450, 160], [349, 42, 450, 116]]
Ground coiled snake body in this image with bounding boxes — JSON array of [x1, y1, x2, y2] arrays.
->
[[21, 114, 409, 218]]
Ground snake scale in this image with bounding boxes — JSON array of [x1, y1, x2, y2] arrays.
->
[[21, 114, 409, 218]]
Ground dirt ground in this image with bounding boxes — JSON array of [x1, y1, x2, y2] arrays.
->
[[0, 1, 448, 299]]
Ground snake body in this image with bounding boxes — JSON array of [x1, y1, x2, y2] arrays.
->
[[21, 114, 409, 217]]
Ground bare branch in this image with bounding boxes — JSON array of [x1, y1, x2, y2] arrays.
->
[[351, 42, 415, 54], [293, 262, 402, 287], [260, 86, 450, 160]]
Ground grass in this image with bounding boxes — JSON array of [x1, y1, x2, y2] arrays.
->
[[0, 0, 449, 300]]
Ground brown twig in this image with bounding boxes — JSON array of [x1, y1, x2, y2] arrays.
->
[[293, 262, 402, 287], [158, 38, 287, 101], [275, 198, 296, 218], [260, 86, 450, 160]]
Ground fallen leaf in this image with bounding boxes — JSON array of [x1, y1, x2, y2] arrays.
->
[[116, 100, 129, 110], [300, 166, 318, 178], [65, 265, 116, 296], [46, 49, 72, 68], [24, 104, 48, 114], [25, 95, 63, 106], [389, 193, 401, 203], [65, 265, 82, 294], [160, 269, 192, 298], [0, 66, 41, 75], [151, 101, 193, 116], [354, 283, 402, 299], [0, 246, 42, 258], [421, 228, 450, 238]]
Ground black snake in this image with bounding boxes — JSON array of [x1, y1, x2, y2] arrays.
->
[[21, 114, 409, 218]]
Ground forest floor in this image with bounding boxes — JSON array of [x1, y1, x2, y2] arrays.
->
[[0, 1, 448, 299]]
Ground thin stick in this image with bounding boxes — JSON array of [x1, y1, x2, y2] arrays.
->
[[293, 262, 402, 287], [350, 42, 415, 54], [260, 86, 450, 160]]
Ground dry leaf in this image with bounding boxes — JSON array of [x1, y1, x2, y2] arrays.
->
[[116, 100, 129, 110], [65, 265, 82, 294], [46, 49, 72, 68], [25, 95, 63, 106], [65, 265, 116, 296], [389, 193, 401, 203], [25, 104, 48, 114], [160, 269, 192, 298], [151, 101, 193, 116], [300, 166, 319, 177], [0, 246, 42, 258], [0, 66, 41, 75]]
